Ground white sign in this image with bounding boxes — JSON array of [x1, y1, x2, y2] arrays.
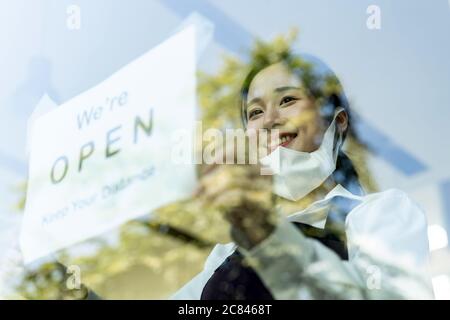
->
[[21, 27, 198, 263]]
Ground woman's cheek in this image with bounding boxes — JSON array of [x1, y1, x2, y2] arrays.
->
[[289, 124, 318, 153], [304, 123, 327, 152]]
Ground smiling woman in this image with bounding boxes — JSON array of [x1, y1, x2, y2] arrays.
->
[[242, 57, 345, 149], [240, 54, 360, 199], [172, 50, 433, 300]]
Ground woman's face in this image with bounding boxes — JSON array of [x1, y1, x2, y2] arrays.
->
[[245, 62, 328, 155]]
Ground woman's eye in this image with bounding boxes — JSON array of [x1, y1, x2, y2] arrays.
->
[[280, 96, 297, 106], [248, 109, 263, 119]]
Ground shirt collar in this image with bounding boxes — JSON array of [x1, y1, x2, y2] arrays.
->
[[285, 184, 364, 229]]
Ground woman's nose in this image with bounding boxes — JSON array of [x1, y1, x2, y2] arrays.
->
[[263, 106, 282, 129]]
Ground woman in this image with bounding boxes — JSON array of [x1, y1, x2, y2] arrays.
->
[[172, 53, 433, 300]]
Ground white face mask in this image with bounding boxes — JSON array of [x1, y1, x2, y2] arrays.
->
[[259, 109, 344, 201]]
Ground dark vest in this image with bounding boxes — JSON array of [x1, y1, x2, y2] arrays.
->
[[201, 196, 358, 300]]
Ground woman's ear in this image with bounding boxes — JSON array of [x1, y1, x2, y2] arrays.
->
[[336, 110, 348, 134]]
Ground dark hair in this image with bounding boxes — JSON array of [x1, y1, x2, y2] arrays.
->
[[239, 53, 362, 195]]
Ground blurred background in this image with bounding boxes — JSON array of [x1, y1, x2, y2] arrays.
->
[[0, 0, 449, 299]]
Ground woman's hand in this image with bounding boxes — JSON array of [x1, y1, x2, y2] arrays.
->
[[195, 141, 277, 250]]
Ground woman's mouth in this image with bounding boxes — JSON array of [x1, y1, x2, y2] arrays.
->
[[269, 133, 298, 153]]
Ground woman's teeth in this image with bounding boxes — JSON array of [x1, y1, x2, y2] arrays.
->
[[271, 135, 296, 148], [279, 135, 295, 144]]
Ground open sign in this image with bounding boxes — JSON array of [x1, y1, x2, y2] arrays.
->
[[21, 26, 197, 263]]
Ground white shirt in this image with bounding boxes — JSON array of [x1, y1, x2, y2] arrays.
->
[[171, 184, 434, 299]]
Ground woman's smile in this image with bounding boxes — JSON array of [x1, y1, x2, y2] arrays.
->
[[268, 131, 298, 153]]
